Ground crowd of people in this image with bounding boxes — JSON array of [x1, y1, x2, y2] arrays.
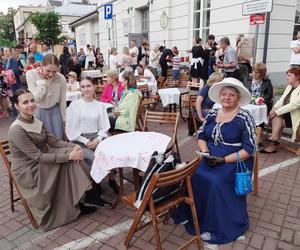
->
[[2, 33, 300, 249]]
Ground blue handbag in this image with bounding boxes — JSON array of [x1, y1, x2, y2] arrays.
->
[[235, 151, 253, 196]]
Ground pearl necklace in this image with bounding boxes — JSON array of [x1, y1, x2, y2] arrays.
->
[[219, 107, 239, 117]]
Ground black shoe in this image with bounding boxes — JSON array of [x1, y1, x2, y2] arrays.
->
[[260, 149, 277, 154], [85, 188, 112, 207], [79, 202, 97, 215], [109, 180, 120, 194]]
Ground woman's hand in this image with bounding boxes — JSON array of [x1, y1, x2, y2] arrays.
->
[[69, 145, 84, 161], [269, 109, 277, 119], [114, 108, 120, 117], [87, 139, 100, 150], [110, 101, 117, 107]]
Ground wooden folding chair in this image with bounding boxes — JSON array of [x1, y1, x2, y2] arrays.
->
[[122, 156, 203, 250], [0, 140, 38, 229], [253, 127, 261, 196], [143, 111, 180, 159]]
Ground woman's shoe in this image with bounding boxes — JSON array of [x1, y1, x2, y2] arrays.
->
[[85, 188, 112, 207], [267, 138, 280, 145], [109, 179, 120, 194], [260, 149, 278, 154], [79, 202, 97, 215]]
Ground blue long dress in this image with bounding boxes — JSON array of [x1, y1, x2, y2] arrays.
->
[[173, 108, 257, 244]]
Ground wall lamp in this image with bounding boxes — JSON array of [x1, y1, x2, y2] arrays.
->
[[127, 7, 133, 14], [147, 0, 153, 7]]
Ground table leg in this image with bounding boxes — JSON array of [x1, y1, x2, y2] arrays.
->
[[112, 168, 124, 209], [133, 169, 141, 191]]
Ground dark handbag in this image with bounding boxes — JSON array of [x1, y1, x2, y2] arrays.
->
[[235, 152, 253, 196], [135, 151, 181, 208]]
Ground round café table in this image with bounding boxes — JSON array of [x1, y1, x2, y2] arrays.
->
[[90, 131, 171, 184]]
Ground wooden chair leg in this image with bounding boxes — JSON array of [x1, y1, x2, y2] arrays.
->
[[22, 198, 38, 229], [149, 200, 162, 250], [124, 207, 145, 248], [186, 177, 203, 249], [253, 154, 258, 196], [9, 175, 14, 212]]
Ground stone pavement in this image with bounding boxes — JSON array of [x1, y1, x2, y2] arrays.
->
[[1, 116, 300, 250]]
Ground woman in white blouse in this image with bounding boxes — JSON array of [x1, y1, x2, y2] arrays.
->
[[26, 54, 66, 140], [66, 78, 120, 195]]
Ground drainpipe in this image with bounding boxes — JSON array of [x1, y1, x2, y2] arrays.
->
[[262, 12, 271, 63]]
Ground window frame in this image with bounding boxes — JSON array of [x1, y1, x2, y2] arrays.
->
[[192, 0, 211, 42]]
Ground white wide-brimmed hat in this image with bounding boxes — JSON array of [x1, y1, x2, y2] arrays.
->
[[208, 77, 251, 106]]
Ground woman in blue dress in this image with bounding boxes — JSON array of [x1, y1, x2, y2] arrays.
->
[[174, 77, 257, 245]]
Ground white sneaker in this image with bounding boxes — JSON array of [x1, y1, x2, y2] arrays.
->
[[203, 242, 218, 250], [236, 235, 246, 241]]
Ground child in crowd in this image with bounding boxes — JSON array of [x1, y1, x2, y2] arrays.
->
[[172, 47, 181, 86], [67, 71, 80, 92], [25, 54, 36, 72]]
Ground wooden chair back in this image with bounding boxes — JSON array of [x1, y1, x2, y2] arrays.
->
[[186, 80, 203, 90], [157, 76, 166, 89], [0, 140, 38, 229], [188, 93, 200, 134], [143, 111, 180, 158], [122, 156, 203, 250], [137, 84, 150, 98], [253, 127, 261, 196]]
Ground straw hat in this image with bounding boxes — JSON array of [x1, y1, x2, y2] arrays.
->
[[208, 77, 251, 106], [68, 71, 77, 79]]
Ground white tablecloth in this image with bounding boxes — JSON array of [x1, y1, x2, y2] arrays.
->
[[81, 70, 102, 78], [137, 80, 157, 96], [158, 88, 180, 107], [90, 132, 171, 183], [213, 103, 268, 126], [66, 91, 82, 102]]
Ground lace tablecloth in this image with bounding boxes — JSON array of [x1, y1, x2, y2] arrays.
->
[[213, 103, 268, 126], [81, 70, 103, 78], [91, 132, 171, 183], [66, 91, 82, 102], [158, 88, 181, 107]]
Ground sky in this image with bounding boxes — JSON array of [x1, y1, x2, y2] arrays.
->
[[0, 0, 47, 14]]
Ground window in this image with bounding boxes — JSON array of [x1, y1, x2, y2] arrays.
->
[[193, 0, 211, 42], [141, 8, 149, 33], [293, 1, 300, 39]]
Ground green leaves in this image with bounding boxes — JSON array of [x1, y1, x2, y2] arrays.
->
[[0, 8, 17, 47], [30, 12, 62, 46]]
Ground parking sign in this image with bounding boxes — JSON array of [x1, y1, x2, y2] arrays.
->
[[104, 4, 113, 20]]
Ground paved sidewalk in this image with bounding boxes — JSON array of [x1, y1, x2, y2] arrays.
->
[[1, 116, 300, 250]]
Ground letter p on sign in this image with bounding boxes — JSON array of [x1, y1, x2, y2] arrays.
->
[[104, 4, 113, 20]]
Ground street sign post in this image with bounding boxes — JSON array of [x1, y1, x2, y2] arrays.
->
[[250, 14, 266, 25], [242, 0, 273, 65], [104, 4, 113, 20], [104, 4, 113, 68], [242, 0, 273, 16]]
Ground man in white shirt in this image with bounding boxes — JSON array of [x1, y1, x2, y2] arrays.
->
[[135, 63, 157, 95], [129, 40, 139, 71], [290, 31, 300, 66]]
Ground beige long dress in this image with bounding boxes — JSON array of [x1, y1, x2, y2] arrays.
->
[[8, 116, 91, 231]]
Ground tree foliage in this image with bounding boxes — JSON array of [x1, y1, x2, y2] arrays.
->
[[30, 11, 63, 46], [0, 8, 17, 47]]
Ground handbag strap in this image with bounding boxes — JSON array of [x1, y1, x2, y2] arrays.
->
[[236, 151, 247, 172]]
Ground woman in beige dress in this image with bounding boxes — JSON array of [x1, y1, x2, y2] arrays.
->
[[8, 89, 110, 232]]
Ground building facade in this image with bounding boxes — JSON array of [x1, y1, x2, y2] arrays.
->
[[85, 0, 296, 86]]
